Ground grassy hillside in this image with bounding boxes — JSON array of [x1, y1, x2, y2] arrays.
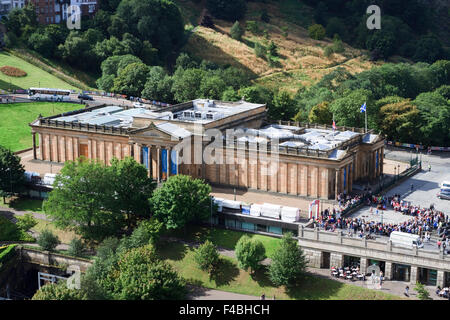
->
[[0, 51, 81, 91], [178, 0, 378, 93], [0, 102, 81, 151]]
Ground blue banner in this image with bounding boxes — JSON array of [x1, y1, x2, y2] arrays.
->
[[161, 149, 167, 174], [343, 167, 347, 188], [170, 149, 177, 174], [141, 147, 149, 169]]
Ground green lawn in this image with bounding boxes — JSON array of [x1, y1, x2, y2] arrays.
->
[[164, 225, 282, 258], [0, 51, 80, 91], [1, 197, 44, 213], [157, 241, 401, 300], [0, 102, 81, 151], [31, 219, 79, 245]]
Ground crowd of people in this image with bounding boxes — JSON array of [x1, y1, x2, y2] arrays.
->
[[330, 265, 365, 281], [436, 286, 450, 298], [314, 193, 449, 248]]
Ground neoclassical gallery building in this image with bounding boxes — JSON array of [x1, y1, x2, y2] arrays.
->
[[29, 99, 385, 200]]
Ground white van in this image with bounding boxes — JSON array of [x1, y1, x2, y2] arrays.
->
[[389, 231, 424, 249], [437, 181, 450, 200]]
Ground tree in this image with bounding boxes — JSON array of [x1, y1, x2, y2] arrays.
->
[[268, 233, 307, 287], [37, 230, 60, 252], [308, 101, 333, 124], [108, 157, 156, 229], [308, 24, 326, 40], [261, 9, 270, 23], [199, 74, 227, 100], [68, 238, 85, 257], [325, 17, 348, 41], [222, 87, 240, 101], [0, 145, 25, 202], [234, 236, 266, 274], [112, 245, 186, 300], [329, 89, 374, 128], [141, 66, 170, 101], [206, 0, 247, 21], [28, 32, 55, 58], [16, 213, 37, 232], [43, 159, 120, 242], [230, 21, 244, 41], [269, 90, 296, 121], [114, 0, 184, 61], [239, 85, 273, 107], [413, 35, 445, 63], [112, 62, 150, 96], [150, 175, 212, 230], [194, 240, 219, 274], [378, 99, 422, 143], [414, 282, 431, 300], [171, 68, 206, 102], [32, 282, 85, 300]]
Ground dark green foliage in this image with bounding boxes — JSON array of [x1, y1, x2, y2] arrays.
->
[[206, 0, 247, 21], [268, 233, 307, 287], [68, 238, 85, 257], [32, 282, 85, 300], [230, 21, 244, 41], [0, 145, 25, 199], [254, 42, 266, 59], [267, 41, 278, 57], [234, 236, 266, 273], [16, 213, 37, 232], [246, 21, 260, 35], [150, 175, 212, 230], [37, 230, 60, 252], [308, 24, 326, 40], [261, 9, 270, 23], [0, 216, 34, 242], [112, 62, 150, 96], [194, 240, 220, 274], [28, 32, 54, 58]]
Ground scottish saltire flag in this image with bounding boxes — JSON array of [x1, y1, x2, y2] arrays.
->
[[332, 120, 336, 130], [360, 102, 367, 113]]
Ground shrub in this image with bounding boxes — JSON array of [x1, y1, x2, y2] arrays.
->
[[0, 216, 34, 242], [308, 24, 326, 40], [332, 39, 345, 53], [324, 45, 334, 58], [68, 238, 84, 257], [16, 213, 37, 232], [246, 21, 259, 35], [414, 282, 431, 300], [254, 42, 266, 59], [267, 41, 278, 57], [0, 66, 27, 77], [32, 282, 85, 300], [281, 26, 289, 38], [234, 236, 266, 273], [37, 230, 60, 252], [194, 240, 219, 274], [230, 21, 244, 41]]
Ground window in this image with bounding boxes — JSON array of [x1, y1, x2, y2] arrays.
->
[[195, 112, 202, 119], [206, 113, 214, 120]]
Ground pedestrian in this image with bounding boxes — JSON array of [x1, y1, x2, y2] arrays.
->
[[380, 271, 383, 285], [260, 293, 265, 300], [404, 286, 409, 297], [411, 184, 414, 192]]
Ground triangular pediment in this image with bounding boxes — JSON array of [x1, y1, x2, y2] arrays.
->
[[130, 123, 173, 140]]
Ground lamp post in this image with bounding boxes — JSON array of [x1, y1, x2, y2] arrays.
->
[[397, 165, 400, 180]]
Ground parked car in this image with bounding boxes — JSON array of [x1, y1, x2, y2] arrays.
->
[[78, 94, 94, 101]]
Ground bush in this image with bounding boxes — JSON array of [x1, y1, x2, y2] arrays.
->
[[308, 24, 326, 40], [246, 21, 260, 35], [0, 216, 34, 242], [324, 46, 334, 58], [230, 21, 244, 41], [37, 230, 60, 252], [16, 213, 37, 232], [254, 42, 266, 59], [0, 244, 17, 270], [234, 236, 266, 273], [281, 26, 289, 38], [267, 41, 278, 57], [32, 282, 85, 300], [194, 240, 219, 274], [68, 238, 84, 257], [414, 282, 431, 300]]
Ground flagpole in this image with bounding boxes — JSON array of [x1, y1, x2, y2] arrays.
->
[[365, 106, 367, 133]]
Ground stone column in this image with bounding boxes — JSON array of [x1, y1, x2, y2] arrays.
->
[[147, 145, 152, 178], [385, 261, 393, 280], [410, 266, 419, 284], [157, 146, 161, 183], [330, 253, 344, 268], [38, 133, 44, 160], [380, 147, 384, 175], [32, 132, 37, 160], [335, 169, 340, 200], [167, 147, 171, 178], [360, 258, 368, 275], [436, 270, 445, 288]]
